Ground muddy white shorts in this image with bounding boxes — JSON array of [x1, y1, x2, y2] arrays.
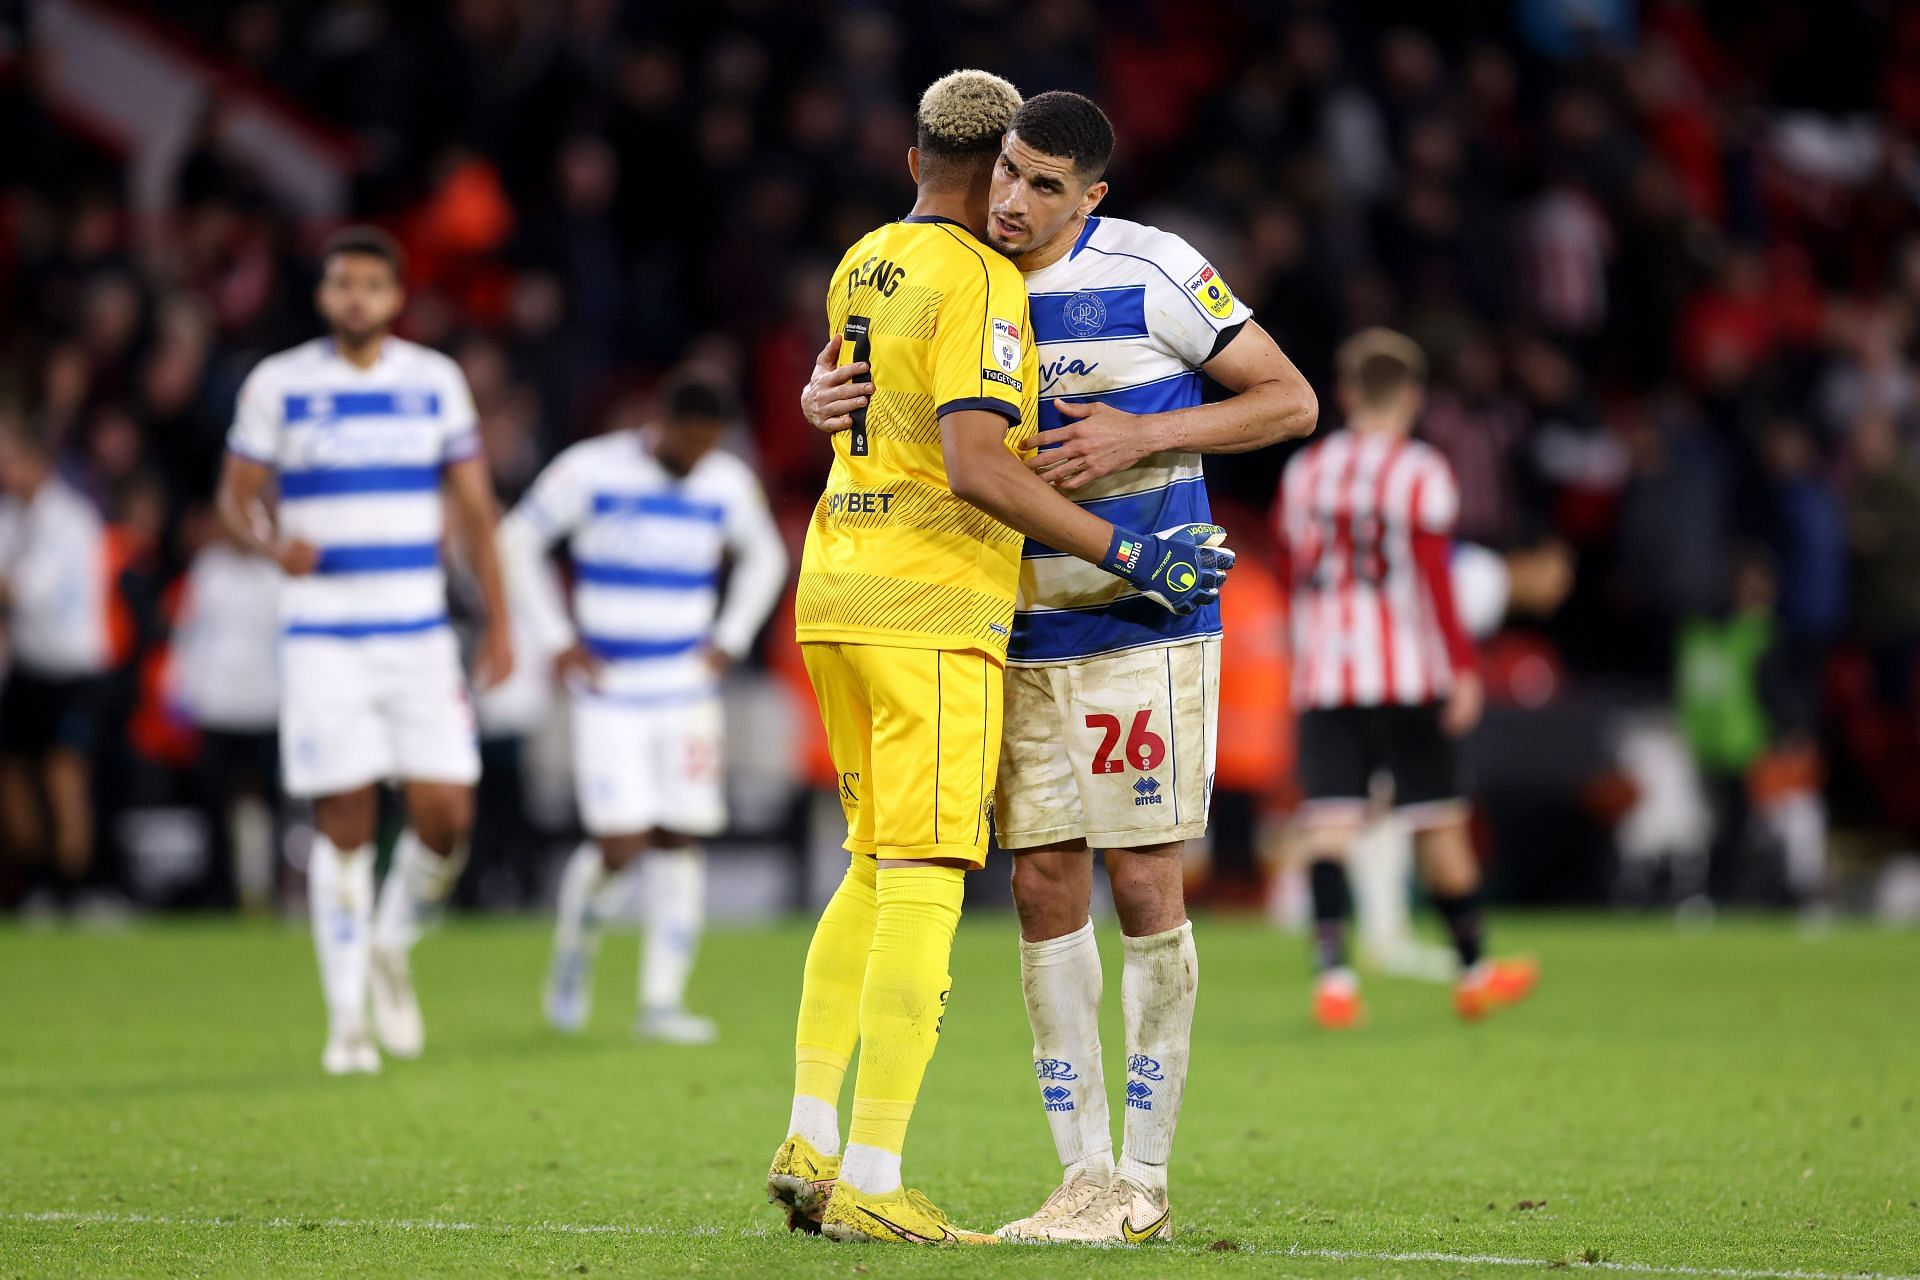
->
[[996, 636, 1220, 851]]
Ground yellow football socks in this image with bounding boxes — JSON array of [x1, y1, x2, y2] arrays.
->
[[793, 854, 878, 1114], [841, 863, 966, 1192]]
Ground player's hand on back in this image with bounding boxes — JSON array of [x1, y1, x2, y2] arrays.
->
[[1101, 522, 1235, 616], [272, 537, 321, 576], [801, 336, 873, 435], [1028, 399, 1153, 492], [552, 641, 602, 688]]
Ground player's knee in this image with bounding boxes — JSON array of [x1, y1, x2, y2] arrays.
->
[[1010, 855, 1083, 938], [313, 789, 378, 850], [599, 834, 647, 870], [408, 790, 473, 855], [1108, 853, 1185, 935]]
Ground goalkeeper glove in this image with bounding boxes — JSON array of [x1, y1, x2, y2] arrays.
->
[[1101, 522, 1236, 616]]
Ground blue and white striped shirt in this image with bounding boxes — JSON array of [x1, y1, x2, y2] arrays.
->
[[508, 431, 786, 704], [1012, 216, 1251, 665], [226, 337, 480, 638]]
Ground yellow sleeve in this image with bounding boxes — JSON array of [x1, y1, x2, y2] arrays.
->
[[931, 244, 1028, 425]]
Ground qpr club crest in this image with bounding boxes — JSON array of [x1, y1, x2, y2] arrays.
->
[[1062, 291, 1107, 338]]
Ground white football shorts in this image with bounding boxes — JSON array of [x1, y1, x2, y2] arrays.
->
[[279, 627, 481, 798], [570, 692, 726, 838], [996, 636, 1220, 851]]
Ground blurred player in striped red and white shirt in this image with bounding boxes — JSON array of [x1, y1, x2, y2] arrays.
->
[[1277, 329, 1536, 1029]]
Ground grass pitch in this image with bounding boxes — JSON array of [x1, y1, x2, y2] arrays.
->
[[1, 912, 1916, 1278]]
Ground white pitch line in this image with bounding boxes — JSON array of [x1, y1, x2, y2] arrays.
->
[[7, 1210, 1914, 1280]]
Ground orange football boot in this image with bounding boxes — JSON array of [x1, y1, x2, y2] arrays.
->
[[1312, 968, 1366, 1029], [1454, 956, 1539, 1021]]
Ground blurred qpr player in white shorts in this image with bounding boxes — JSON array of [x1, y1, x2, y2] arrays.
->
[[497, 376, 786, 1044], [217, 226, 513, 1076]]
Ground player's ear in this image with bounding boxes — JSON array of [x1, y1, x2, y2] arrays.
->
[[907, 146, 921, 186], [1079, 179, 1109, 218]]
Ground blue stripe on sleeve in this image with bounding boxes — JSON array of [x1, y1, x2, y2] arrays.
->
[[280, 465, 441, 498], [574, 561, 720, 590], [312, 543, 442, 574]]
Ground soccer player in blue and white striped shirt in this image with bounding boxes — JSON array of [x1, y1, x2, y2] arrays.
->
[[804, 92, 1317, 1242], [217, 227, 513, 1076], [496, 377, 787, 1044]]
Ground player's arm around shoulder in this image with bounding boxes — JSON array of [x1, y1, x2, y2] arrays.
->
[[1029, 226, 1318, 493]]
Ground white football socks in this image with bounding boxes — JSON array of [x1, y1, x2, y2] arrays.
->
[[553, 841, 615, 957], [839, 1144, 903, 1196], [374, 828, 465, 954], [640, 848, 705, 1014], [1019, 918, 1114, 1183], [787, 1094, 841, 1156], [1117, 920, 1197, 1197], [309, 834, 374, 1034]]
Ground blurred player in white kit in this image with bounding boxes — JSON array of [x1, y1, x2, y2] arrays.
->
[[216, 227, 513, 1074], [497, 378, 786, 1043]]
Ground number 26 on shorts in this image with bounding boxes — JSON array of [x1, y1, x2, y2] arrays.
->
[[1085, 710, 1166, 775]]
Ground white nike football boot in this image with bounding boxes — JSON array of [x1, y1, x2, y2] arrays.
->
[[1013, 1175, 1171, 1244], [368, 945, 424, 1059]]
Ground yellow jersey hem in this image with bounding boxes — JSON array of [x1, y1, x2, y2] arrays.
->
[[797, 626, 1008, 661]]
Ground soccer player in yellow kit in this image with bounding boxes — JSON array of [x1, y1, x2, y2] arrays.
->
[[764, 70, 1238, 1245]]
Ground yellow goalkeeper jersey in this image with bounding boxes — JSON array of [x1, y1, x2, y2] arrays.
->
[[795, 214, 1039, 658]]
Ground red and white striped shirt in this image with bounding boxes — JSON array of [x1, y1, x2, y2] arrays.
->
[[1276, 429, 1477, 709]]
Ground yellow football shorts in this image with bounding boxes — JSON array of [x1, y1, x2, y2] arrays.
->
[[801, 641, 1004, 867]]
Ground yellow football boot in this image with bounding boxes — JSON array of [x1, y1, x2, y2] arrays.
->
[[766, 1135, 840, 1235], [819, 1183, 998, 1245]]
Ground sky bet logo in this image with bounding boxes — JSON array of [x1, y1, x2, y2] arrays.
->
[[825, 491, 895, 517], [1133, 776, 1163, 807]]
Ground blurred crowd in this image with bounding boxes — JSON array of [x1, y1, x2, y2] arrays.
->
[[5, 0, 1920, 914]]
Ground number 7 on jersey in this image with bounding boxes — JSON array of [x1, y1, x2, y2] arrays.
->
[[843, 315, 872, 457]]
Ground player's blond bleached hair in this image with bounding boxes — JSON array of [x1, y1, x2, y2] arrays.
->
[[916, 70, 1022, 157]]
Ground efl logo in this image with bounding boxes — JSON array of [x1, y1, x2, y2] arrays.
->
[[992, 317, 1021, 373], [1185, 264, 1236, 319]]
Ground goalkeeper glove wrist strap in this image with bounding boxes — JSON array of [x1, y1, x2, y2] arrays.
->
[[1102, 526, 1166, 589]]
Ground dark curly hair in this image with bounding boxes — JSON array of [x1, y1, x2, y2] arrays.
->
[[1007, 91, 1114, 180]]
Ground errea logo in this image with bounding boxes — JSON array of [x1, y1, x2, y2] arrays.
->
[[1133, 776, 1163, 807]]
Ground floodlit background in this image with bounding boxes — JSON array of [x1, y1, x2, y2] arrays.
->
[[5, 5, 1920, 1279], [5, 0, 1920, 925]]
